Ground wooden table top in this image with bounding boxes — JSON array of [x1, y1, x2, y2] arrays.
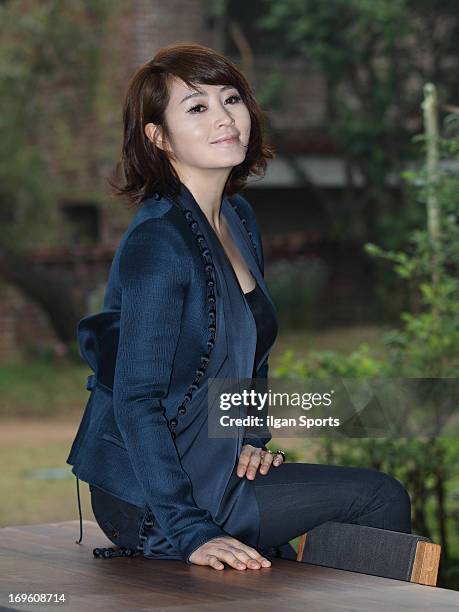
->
[[1, 521, 458, 611]]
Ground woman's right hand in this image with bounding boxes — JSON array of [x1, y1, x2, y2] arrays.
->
[[188, 535, 272, 570]]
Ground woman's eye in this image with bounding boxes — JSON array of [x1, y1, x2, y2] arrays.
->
[[187, 94, 242, 114], [226, 94, 242, 104], [188, 103, 206, 114]]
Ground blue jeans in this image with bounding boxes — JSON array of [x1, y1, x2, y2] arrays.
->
[[89, 462, 412, 553], [253, 462, 412, 550]]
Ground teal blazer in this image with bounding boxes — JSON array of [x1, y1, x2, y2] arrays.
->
[[67, 182, 294, 563]]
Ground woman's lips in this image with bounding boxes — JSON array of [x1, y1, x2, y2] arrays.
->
[[211, 136, 239, 146]]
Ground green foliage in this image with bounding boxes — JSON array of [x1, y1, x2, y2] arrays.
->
[[259, 0, 413, 184], [259, 0, 459, 251], [273, 112, 459, 585], [0, 0, 117, 250], [274, 343, 387, 379], [364, 120, 459, 379]]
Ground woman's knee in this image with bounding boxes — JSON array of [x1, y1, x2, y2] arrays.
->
[[372, 470, 411, 511]]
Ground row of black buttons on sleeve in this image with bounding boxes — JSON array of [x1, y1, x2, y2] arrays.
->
[[165, 197, 218, 440]]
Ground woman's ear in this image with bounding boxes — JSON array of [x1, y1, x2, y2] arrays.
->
[[144, 122, 170, 153]]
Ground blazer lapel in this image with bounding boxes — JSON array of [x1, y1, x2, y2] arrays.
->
[[222, 198, 278, 315], [222, 198, 279, 373]]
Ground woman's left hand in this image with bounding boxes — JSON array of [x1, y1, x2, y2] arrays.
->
[[236, 445, 284, 480]]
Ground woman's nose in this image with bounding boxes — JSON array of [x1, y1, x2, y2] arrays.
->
[[216, 110, 235, 127]]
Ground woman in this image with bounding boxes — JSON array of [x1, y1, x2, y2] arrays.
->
[[67, 43, 411, 572]]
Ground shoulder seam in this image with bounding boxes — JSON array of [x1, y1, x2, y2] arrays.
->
[[119, 214, 192, 287], [124, 211, 187, 247]]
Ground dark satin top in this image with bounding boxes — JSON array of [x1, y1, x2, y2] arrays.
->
[[244, 280, 278, 376]]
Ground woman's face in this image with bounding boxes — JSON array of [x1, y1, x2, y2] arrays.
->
[[149, 77, 251, 177]]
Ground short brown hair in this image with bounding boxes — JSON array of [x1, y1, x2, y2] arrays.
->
[[109, 42, 275, 208]]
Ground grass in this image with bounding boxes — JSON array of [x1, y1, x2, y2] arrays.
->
[[0, 441, 92, 527], [0, 356, 90, 419], [271, 324, 391, 362]]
